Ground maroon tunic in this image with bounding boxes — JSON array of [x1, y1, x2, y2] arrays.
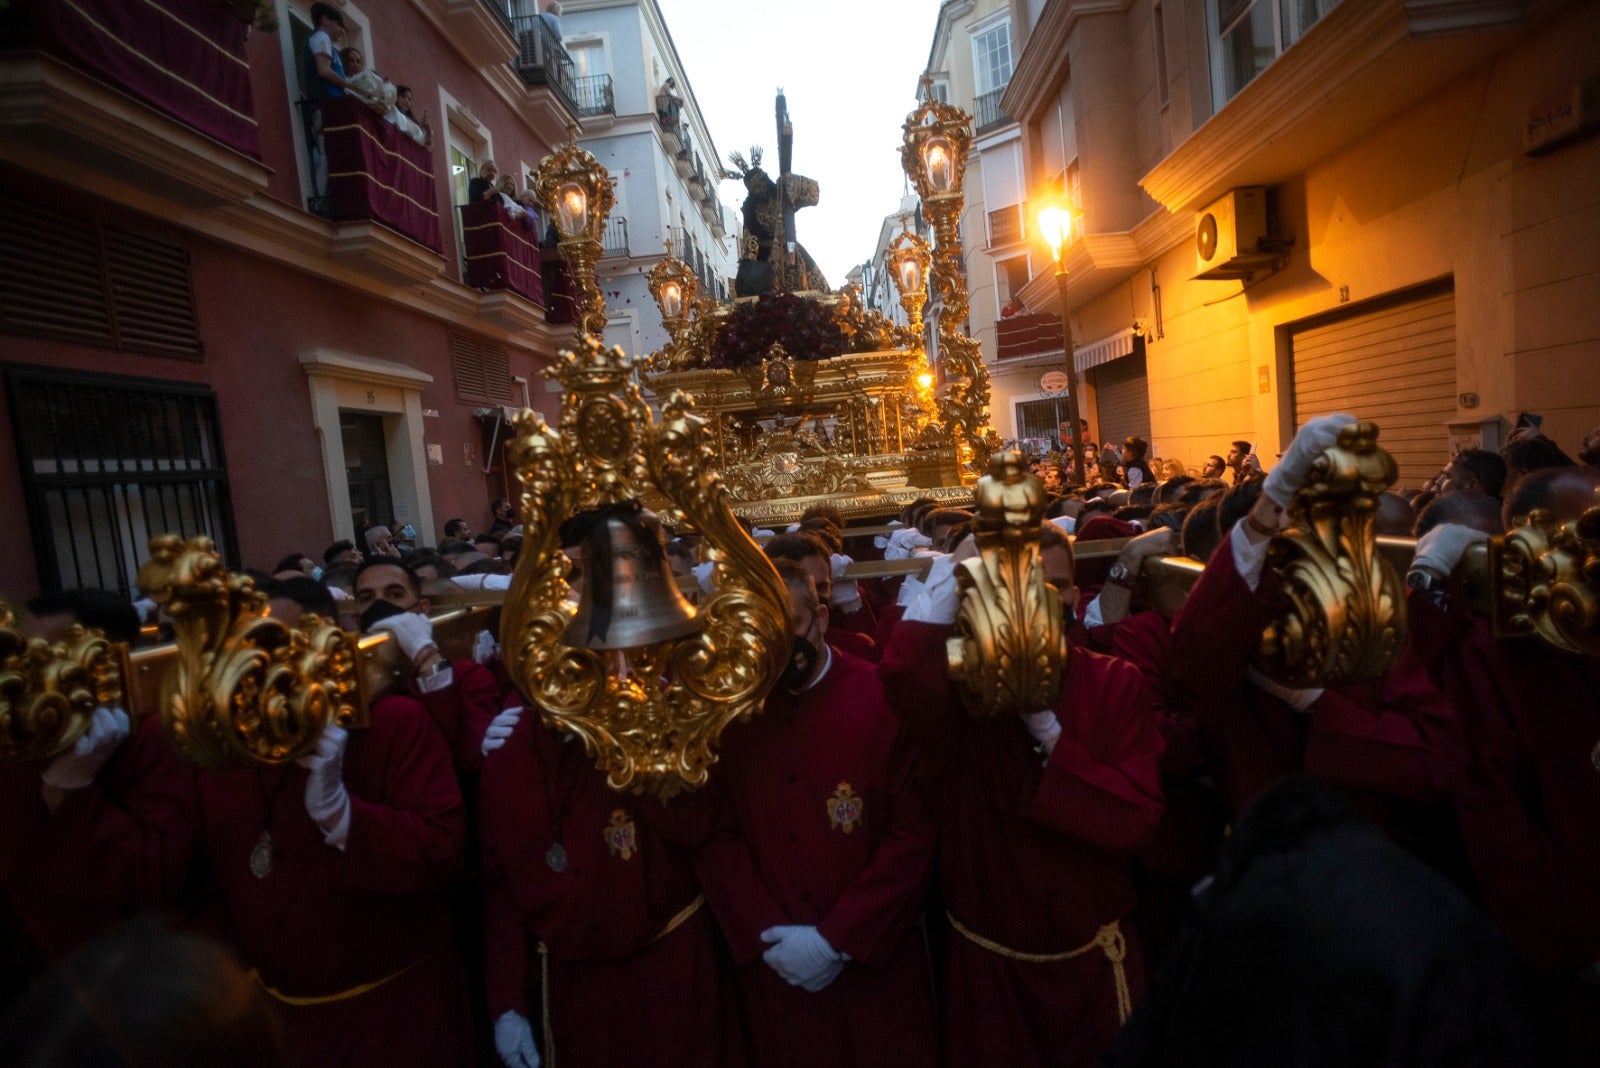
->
[[480, 718, 743, 1067], [699, 647, 939, 1068], [411, 658, 502, 776], [193, 694, 469, 1068], [879, 621, 1164, 1068], [1408, 593, 1600, 1059], [0, 713, 193, 974], [1168, 538, 1463, 821]]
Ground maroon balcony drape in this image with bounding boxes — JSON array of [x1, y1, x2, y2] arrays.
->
[[4, 0, 261, 158], [541, 251, 577, 325], [322, 97, 441, 253], [460, 200, 545, 306], [997, 312, 1065, 361]]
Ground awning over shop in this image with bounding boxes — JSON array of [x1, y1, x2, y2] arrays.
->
[[1075, 326, 1144, 374]]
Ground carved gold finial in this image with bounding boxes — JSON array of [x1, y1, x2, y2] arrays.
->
[[1255, 421, 1406, 687], [135, 536, 358, 768], [0, 614, 125, 764], [501, 336, 792, 796], [946, 450, 1067, 716], [1491, 505, 1600, 656]]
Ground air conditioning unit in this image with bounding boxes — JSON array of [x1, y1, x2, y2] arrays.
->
[[1194, 187, 1283, 280]]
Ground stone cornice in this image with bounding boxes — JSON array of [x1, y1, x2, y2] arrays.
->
[[300, 349, 436, 388]]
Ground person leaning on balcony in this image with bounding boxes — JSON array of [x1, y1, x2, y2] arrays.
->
[[469, 161, 501, 206], [540, 0, 563, 38], [307, 3, 351, 99], [393, 85, 432, 146]]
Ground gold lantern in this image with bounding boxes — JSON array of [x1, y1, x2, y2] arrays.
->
[[646, 248, 701, 370], [902, 81, 991, 471], [534, 127, 616, 340]]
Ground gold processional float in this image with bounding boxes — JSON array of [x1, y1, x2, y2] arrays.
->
[[4, 98, 1598, 787]]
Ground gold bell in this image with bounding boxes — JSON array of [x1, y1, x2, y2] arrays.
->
[[564, 505, 701, 650]]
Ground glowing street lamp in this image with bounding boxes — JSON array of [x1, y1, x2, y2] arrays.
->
[[534, 126, 616, 339], [1038, 199, 1087, 485]]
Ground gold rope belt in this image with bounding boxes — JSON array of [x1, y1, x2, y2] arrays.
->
[[537, 894, 705, 1068], [253, 945, 445, 1007], [947, 911, 1132, 1024]]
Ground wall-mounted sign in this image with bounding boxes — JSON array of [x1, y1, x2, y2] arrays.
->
[[1038, 370, 1071, 394]]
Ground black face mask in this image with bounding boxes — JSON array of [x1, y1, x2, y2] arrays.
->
[[359, 598, 408, 633], [780, 635, 820, 692]]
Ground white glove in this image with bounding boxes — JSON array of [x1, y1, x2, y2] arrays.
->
[[482, 705, 523, 757], [41, 706, 130, 792], [884, 528, 933, 561], [692, 560, 717, 595], [874, 520, 905, 549], [452, 573, 513, 591], [903, 556, 960, 624], [493, 1010, 541, 1068], [1262, 412, 1356, 509], [760, 925, 845, 989], [1021, 709, 1062, 751], [1411, 523, 1487, 580], [1245, 665, 1323, 713], [371, 611, 436, 662], [472, 629, 500, 665], [298, 725, 351, 844], [829, 553, 861, 610], [895, 574, 926, 607]]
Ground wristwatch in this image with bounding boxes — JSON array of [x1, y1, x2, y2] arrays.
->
[[1405, 568, 1448, 607], [1106, 561, 1136, 589]]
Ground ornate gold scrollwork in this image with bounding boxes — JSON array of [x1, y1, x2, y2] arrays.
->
[[946, 451, 1067, 716], [1490, 505, 1600, 656], [0, 610, 126, 764], [500, 336, 792, 796], [135, 536, 359, 768], [1255, 421, 1406, 687]]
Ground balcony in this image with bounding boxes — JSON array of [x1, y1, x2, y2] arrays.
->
[[974, 87, 1015, 135], [0, 0, 269, 206], [571, 74, 615, 119], [414, 0, 518, 69], [1141, 0, 1525, 212], [987, 203, 1025, 248], [460, 199, 546, 331], [305, 97, 445, 285], [541, 250, 577, 325], [997, 312, 1065, 362], [600, 215, 629, 258], [511, 14, 579, 117]]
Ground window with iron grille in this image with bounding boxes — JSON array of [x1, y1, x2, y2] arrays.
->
[[0, 199, 203, 360], [5, 365, 238, 595], [451, 333, 514, 405]]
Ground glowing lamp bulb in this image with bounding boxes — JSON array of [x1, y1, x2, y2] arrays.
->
[[897, 255, 922, 295], [916, 372, 934, 390], [660, 281, 683, 319], [557, 182, 588, 236], [922, 137, 955, 193]]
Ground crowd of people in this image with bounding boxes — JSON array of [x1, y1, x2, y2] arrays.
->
[[306, 3, 431, 146], [2, 414, 1598, 1067]]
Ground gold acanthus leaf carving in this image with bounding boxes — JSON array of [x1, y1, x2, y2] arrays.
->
[[135, 536, 358, 768], [1490, 504, 1600, 656], [0, 619, 124, 764], [500, 337, 792, 796], [1255, 421, 1406, 688], [947, 451, 1067, 716]]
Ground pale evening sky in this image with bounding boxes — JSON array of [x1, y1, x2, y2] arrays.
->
[[659, 0, 945, 287]]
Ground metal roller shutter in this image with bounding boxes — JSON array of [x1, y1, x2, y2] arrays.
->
[[1091, 352, 1151, 448], [1289, 282, 1455, 489]]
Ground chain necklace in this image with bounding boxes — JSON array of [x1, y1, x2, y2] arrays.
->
[[250, 768, 293, 879], [528, 726, 583, 873]]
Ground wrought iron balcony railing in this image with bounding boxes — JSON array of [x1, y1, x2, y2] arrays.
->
[[975, 86, 1014, 134], [601, 215, 629, 258], [572, 73, 615, 118], [510, 14, 579, 116]]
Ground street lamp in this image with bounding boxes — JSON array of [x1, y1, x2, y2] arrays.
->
[[535, 126, 616, 340], [1037, 201, 1086, 486]]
